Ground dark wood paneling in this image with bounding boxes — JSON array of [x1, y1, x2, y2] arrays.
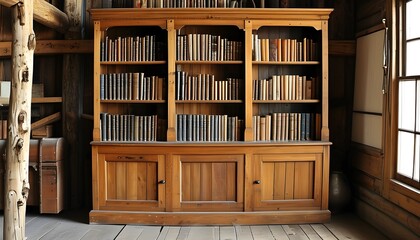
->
[[354, 186, 420, 238], [351, 169, 383, 195], [325, 0, 356, 174], [355, 0, 386, 34], [0, 6, 12, 41], [350, 144, 383, 179]]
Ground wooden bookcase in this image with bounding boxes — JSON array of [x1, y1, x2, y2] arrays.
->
[[90, 8, 332, 225]]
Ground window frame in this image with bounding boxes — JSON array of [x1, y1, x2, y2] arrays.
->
[[395, 0, 420, 190]]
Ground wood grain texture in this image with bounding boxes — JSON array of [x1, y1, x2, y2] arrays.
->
[[1, 210, 391, 239], [0, 0, 69, 32]]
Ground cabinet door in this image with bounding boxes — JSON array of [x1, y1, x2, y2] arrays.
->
[[97, 153, 165, 211], [252, 153, 322, 211], [171, 154, 244, 212]]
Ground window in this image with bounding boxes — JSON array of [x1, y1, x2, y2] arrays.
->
[[396, 0, 420, 188]]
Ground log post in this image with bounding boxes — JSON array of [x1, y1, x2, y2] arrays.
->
[[3, 0, 34, 239], [63, 0, 83, 208]]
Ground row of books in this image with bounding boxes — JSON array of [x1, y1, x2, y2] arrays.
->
[[101, 35, 162, 62], [177, 34, 242, 61], [177, 114, 243, 142], [100, 73, 165, 101], [176, 71, 241, 100], [100, 113, 166, 141], [253, 75, 316, 101], [252, 35, 318, 62], [134, 0, 238, 8], [253, 113, 321, 141]]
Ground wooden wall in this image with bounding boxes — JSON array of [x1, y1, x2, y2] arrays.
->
[[324, 0, 356, 173], [351, 0, 419, 238]]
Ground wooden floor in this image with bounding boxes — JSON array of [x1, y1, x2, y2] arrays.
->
[[1, 208, 389, 240]]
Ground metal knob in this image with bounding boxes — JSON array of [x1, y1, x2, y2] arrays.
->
[[254, 180, 261, 184], [158, 180, 166, 184]]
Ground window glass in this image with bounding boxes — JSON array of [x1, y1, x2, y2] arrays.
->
[[406, 40, 420, 76], [406, 0, 420, 40], [415, 135, 420, 181], [398, 131, 415, 178], [399, 80, 416, 130]]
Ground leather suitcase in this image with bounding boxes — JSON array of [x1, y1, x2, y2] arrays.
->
[[0, 137, 65, 213]]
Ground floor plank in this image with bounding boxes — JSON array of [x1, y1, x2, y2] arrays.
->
[[177, 226, 191, 240], [25, 215, 63, 239], [187, 226, 219, 240], [157, 226, 181, 240], [300, 225, 322, 240], [310, 224, 338, 240], [283, 225, 310, 240], [234, 226, 253, 240], [115, 225, 144, 240], [268, 225, 289, 239], [115, 225, 161, 240], [325, 213, 389, 240], [38, 221, 122, 240], [80, 225, 125, 240], [250, 225, 275, 240], [220, 226, 237, 240]]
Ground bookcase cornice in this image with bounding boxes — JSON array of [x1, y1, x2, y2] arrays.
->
[[89, 8, 333, 21]]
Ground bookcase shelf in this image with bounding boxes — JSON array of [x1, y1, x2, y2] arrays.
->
[[176, 100, 243, 103], [176, 60, 244, 64], [101, 61, 167, 65], [252, 61, 320, 65], [253, 99, 320, 103], [101, 100, 166, 103], [90, 8, 332, 225]]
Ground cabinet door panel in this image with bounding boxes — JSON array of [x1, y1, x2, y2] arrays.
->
[[98, 153, 165, 211], [253, 153, 321, 210], [173, 154, 244, 211]]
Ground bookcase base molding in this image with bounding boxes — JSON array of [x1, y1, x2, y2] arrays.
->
[[89, 210, 331, 225], [90, 143, 330, 225]]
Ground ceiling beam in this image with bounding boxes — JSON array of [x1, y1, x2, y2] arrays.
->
[[0, 0, 69, 33]]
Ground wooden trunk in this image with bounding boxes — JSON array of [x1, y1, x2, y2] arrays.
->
[[0, 137, 65, 213]]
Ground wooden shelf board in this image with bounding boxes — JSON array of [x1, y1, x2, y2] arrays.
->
[[101, 100, 166, 103], [176, 100, 243, 103], [0, 97, 62, 106], [253, 99, 320, 103], [252, 61, 320, 65], [101, 61, 166, 65], [91, 141, 332, 147], [176, 60, 243, 64], [33, 97, 63, 103]]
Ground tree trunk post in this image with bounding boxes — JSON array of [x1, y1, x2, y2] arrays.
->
[[63, 0, 83, 209], [3, 0, 34, 239]]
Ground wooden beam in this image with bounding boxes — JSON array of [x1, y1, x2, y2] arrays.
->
[[0, 40, 93, 57], [329, 40, 356, 56], [31, 112, 61, 130], [0, 0, 69, 33]]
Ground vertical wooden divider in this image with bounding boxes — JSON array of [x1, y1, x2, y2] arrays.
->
[[167, 19, 176, 142], [244, 20, 253, 142]]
